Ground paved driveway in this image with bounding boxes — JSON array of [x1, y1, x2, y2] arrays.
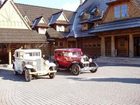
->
[[0, 65, 140, 105]]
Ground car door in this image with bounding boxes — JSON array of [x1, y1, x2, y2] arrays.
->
[[14, 52, 24, 72]]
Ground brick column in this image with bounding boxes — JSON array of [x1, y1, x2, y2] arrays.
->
[[101, 36, 105, 56], [111, 36, 115, 57], [129, 34, 134, 57]]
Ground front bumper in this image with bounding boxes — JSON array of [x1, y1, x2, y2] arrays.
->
[[81, 66, 98, 71], [29, 70, 57, 75], [80, 62, 98, 71]]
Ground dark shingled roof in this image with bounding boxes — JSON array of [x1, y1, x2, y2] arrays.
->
[[46, 28, 64, 39], [15, 3, 73, 24], [68, 0, 109, 38], [32, 16, 48, 28], [49, 11, 62, 25], [90, 18, 140, 33], [0, 29, 46, 43]]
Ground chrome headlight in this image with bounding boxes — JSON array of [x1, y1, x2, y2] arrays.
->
[[45, 60, 49, 65], [89, 58, 92, 62], [81, 58, 84, 63], [32, 61, 37, 66]]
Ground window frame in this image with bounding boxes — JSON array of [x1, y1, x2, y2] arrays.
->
[[114, 4, 128, 19]]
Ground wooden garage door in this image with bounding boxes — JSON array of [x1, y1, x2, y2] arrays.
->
[[116, 36, 129, 57]]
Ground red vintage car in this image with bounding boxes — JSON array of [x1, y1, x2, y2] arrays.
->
[[54, 48, 98, 75]]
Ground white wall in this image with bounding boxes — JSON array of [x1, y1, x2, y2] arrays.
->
[[38, 28, 47, 34], [0, 0, 29, 29]]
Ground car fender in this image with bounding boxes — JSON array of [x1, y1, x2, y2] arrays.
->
[[45, 60, 56, 67], [24, 64, 34, 69], [49, 62, 56, 67], [91, 61, 99, 68], [13, 62, 16, 70], [69, 61, 82, 69]]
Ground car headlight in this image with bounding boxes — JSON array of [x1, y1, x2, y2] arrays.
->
[[81, 58, 84, 63], [32, 61, 37, 66], [89, 58, 92, 62], [45, 60, 49, 65]]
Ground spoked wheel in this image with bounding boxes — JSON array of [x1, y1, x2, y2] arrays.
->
[[90, 69, 97, 73], [90, 63, 98, 73], [71, 64, 80, 75], [13, 64, 18, 75], [24, 69, 32, 82], [49, 73, 55, 79]]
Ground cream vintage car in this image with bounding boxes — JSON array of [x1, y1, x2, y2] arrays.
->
[[13, 49, 57, 82]]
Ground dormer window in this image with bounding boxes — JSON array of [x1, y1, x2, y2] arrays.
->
[[56, 25, 65, 32], [114, 4, 128, 19], [80, 12, 90, 20], [81, 23, 88, 31], [81, 22, 94, 31], [91, 8, 96, 14], [91, 8, 100, 17]]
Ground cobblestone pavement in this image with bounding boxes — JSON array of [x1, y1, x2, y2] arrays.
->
[[0, 65, 140, 105]]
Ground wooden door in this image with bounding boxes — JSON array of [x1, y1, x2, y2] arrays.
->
[[68, 41, 76, 48], [105, 37, 111, 56], [116, 36, 129, 57], [134, 37, 140, 56], [0, 44, 8, 64]]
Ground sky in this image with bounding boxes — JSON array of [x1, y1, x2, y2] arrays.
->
[[14, 0, 83, 11]]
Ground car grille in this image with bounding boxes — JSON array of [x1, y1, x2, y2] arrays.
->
[[83, 63, 89, 67]]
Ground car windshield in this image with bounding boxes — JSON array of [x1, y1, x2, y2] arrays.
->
[[25, 52, 40, 57], [64, 51, 81, 57]]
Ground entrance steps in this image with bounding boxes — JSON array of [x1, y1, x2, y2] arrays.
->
[[96, 57, 140, 66]]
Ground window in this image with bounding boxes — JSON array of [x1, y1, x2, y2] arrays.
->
[[81, 13, 90, 20], [114, 4, 128, 19], [55, 42, 58, 46], [38, 28, 47, 34], [114, 5, 121, 18], [82, 23, 88, 31], [56, 25, 65, 32], [122, 5, 128, 18], [25, 52, 40, 57]]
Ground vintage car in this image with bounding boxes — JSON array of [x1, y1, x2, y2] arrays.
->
[[13, 49, 57, 82], [54, 48, 98, 75]]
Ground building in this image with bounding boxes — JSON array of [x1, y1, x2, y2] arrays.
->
[[90, 0, 140, 57], [0, 0, 46, 64], [67, 0, 109, 57], [0, 0, 140, 65], [16, 3, 73, 58], [0, 0, 73, 64], [68, 0, 140, 58]]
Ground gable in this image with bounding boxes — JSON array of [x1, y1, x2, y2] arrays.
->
[[39, 17, 46, 24], [57, 12, 69, 22], [0, 0, 30, 29], [103, 0, 140, 23]]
